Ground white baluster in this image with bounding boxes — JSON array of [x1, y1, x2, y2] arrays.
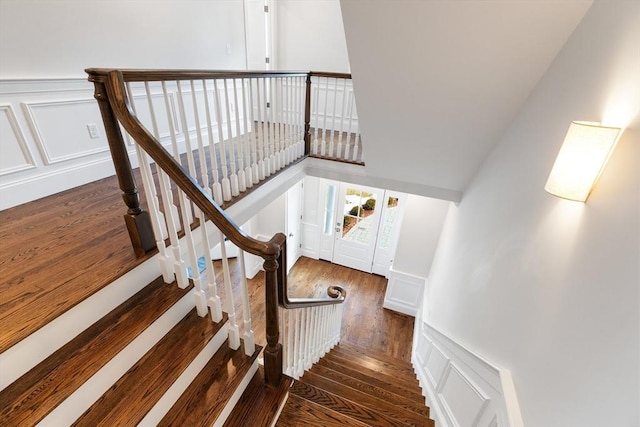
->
[[197, 213, 222, 322], [240, 79, 254, 188], [312, 78, 320, 155], [189, 80, 211, 195], [248, 79, 260, 184], [329, 78, 339, 158], [158, 83, 189, 287], [263, 78, 273, 177], [286, 308, 294, 376], [298, 76, 306, 158], [202, 79, 223, 205], [223, 79, 240, 197], [232, 79, 247, 193], [237, 249, 255, 356], [321, 77, 330, 157], [296, 307, 306, 378], [175, 81, 198, 196], [219, 231, 240, 350], [344, 92, 354, 161], [256, 79, 266, 180], [337, 79, 348, 160], [213, 80, 232, 201], [353, 131, 361, 163], [133, 82, 169, 242]]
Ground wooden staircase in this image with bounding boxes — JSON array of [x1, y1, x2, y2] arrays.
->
[[277, 342, 434, 427], [0, 271, 263, 426]]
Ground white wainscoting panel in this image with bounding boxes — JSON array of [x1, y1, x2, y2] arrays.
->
[[383, 267, 425, 316], [412, 317, 524, 427], [22, 98, 109, 164], [0, 78, 131, 210], [0, 104, 35, 175]]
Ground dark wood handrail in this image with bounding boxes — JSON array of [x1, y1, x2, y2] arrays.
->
[[88, 68, 311, 83], [309, 71, 353, 79], [277, 240, 346, 308]]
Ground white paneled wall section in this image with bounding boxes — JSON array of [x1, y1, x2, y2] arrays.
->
[[0, 79, 118, 209], [413, 306, 524, 427]]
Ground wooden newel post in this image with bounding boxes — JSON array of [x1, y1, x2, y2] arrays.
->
[[90, 78, 156, 258], [263, 255, 283, 386], [304, 73, 312, 156]]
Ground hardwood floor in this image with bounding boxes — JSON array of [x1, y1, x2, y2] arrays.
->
[[0, 173, 413, 361], [222, 256, 414, 363], [0, 175, 148, 352]]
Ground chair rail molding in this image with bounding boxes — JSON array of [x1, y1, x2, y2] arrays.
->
[[412, 317, 524, 427]]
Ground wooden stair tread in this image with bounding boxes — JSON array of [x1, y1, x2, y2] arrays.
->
[[223, 365, 293, 427], [307, 363, 429, 417], [336, 341, 417, 373], [298, 370, 430, 426], [316, 357, 424, 402], [290, 380, 418, 427], [73, 309, 227, 425], [0, 276, 188, 426], [327, 346, 419, 384], [277, 394, 369, 427], [159, 340, 262, 426]]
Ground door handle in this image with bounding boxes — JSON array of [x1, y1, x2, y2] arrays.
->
[[289, 233, 294, 237]]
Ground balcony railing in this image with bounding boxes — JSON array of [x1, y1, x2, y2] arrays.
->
[[87, 68, 355, 387]]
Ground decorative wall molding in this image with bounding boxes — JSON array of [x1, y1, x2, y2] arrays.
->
[[22, 97, 109, 164], [412, 318, 524, 427], [0, 104, 36, 175], [383, 267, 425, 316]]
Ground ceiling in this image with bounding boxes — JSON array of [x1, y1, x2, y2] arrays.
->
[[340, 0, 593, 200]]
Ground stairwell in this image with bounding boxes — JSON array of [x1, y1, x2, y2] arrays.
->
[[1, 67, 433, 425]]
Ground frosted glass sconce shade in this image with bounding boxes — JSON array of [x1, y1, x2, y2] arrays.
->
[[545, 121, 622, 202]]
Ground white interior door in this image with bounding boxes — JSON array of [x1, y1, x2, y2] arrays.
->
[[372, 191, 407, 277], [286, 180, 303, 272], [244, 0, 270, 70], [332, 183, 384, 273]]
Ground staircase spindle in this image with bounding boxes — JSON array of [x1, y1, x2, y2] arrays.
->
[[189, 80, 212, 197], [329, 78, 339, 157], [320, 77, 330, 157], [256, 79, 266, 180], [222, 79, 240, 197], [344, 91, 354, 161], [240, 79, 254, 189], [246, 79, 260, 184], [312, 78, 320, 155], [202, 79, 224, 205], [219, 231, 240, 350], [231, 78, 247, 193], [337, 79, 348, 159], [176, 81, 202, 224], [237, 249, 255, 356], [212, 79, 232, 201]]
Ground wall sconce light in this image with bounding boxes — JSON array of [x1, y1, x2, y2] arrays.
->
[[545, 121, 623, 202]]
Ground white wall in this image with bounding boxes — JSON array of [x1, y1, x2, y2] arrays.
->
[[425, 3, 639, 426], [392, 195, 450, 278], [0, 0, 247, 79], [253, 192, 286, 238], [275, 0, 350, 72]]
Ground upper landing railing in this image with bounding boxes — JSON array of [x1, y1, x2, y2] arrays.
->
[[86, 69, 356, 387]]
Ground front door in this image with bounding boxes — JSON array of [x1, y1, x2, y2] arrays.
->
[[332, 183, 384, 273]]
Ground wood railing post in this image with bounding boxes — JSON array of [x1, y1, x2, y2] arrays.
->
[[90, 79, 155, 257], [263, 255, 283, 387], [304, 73, 312, 156]]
